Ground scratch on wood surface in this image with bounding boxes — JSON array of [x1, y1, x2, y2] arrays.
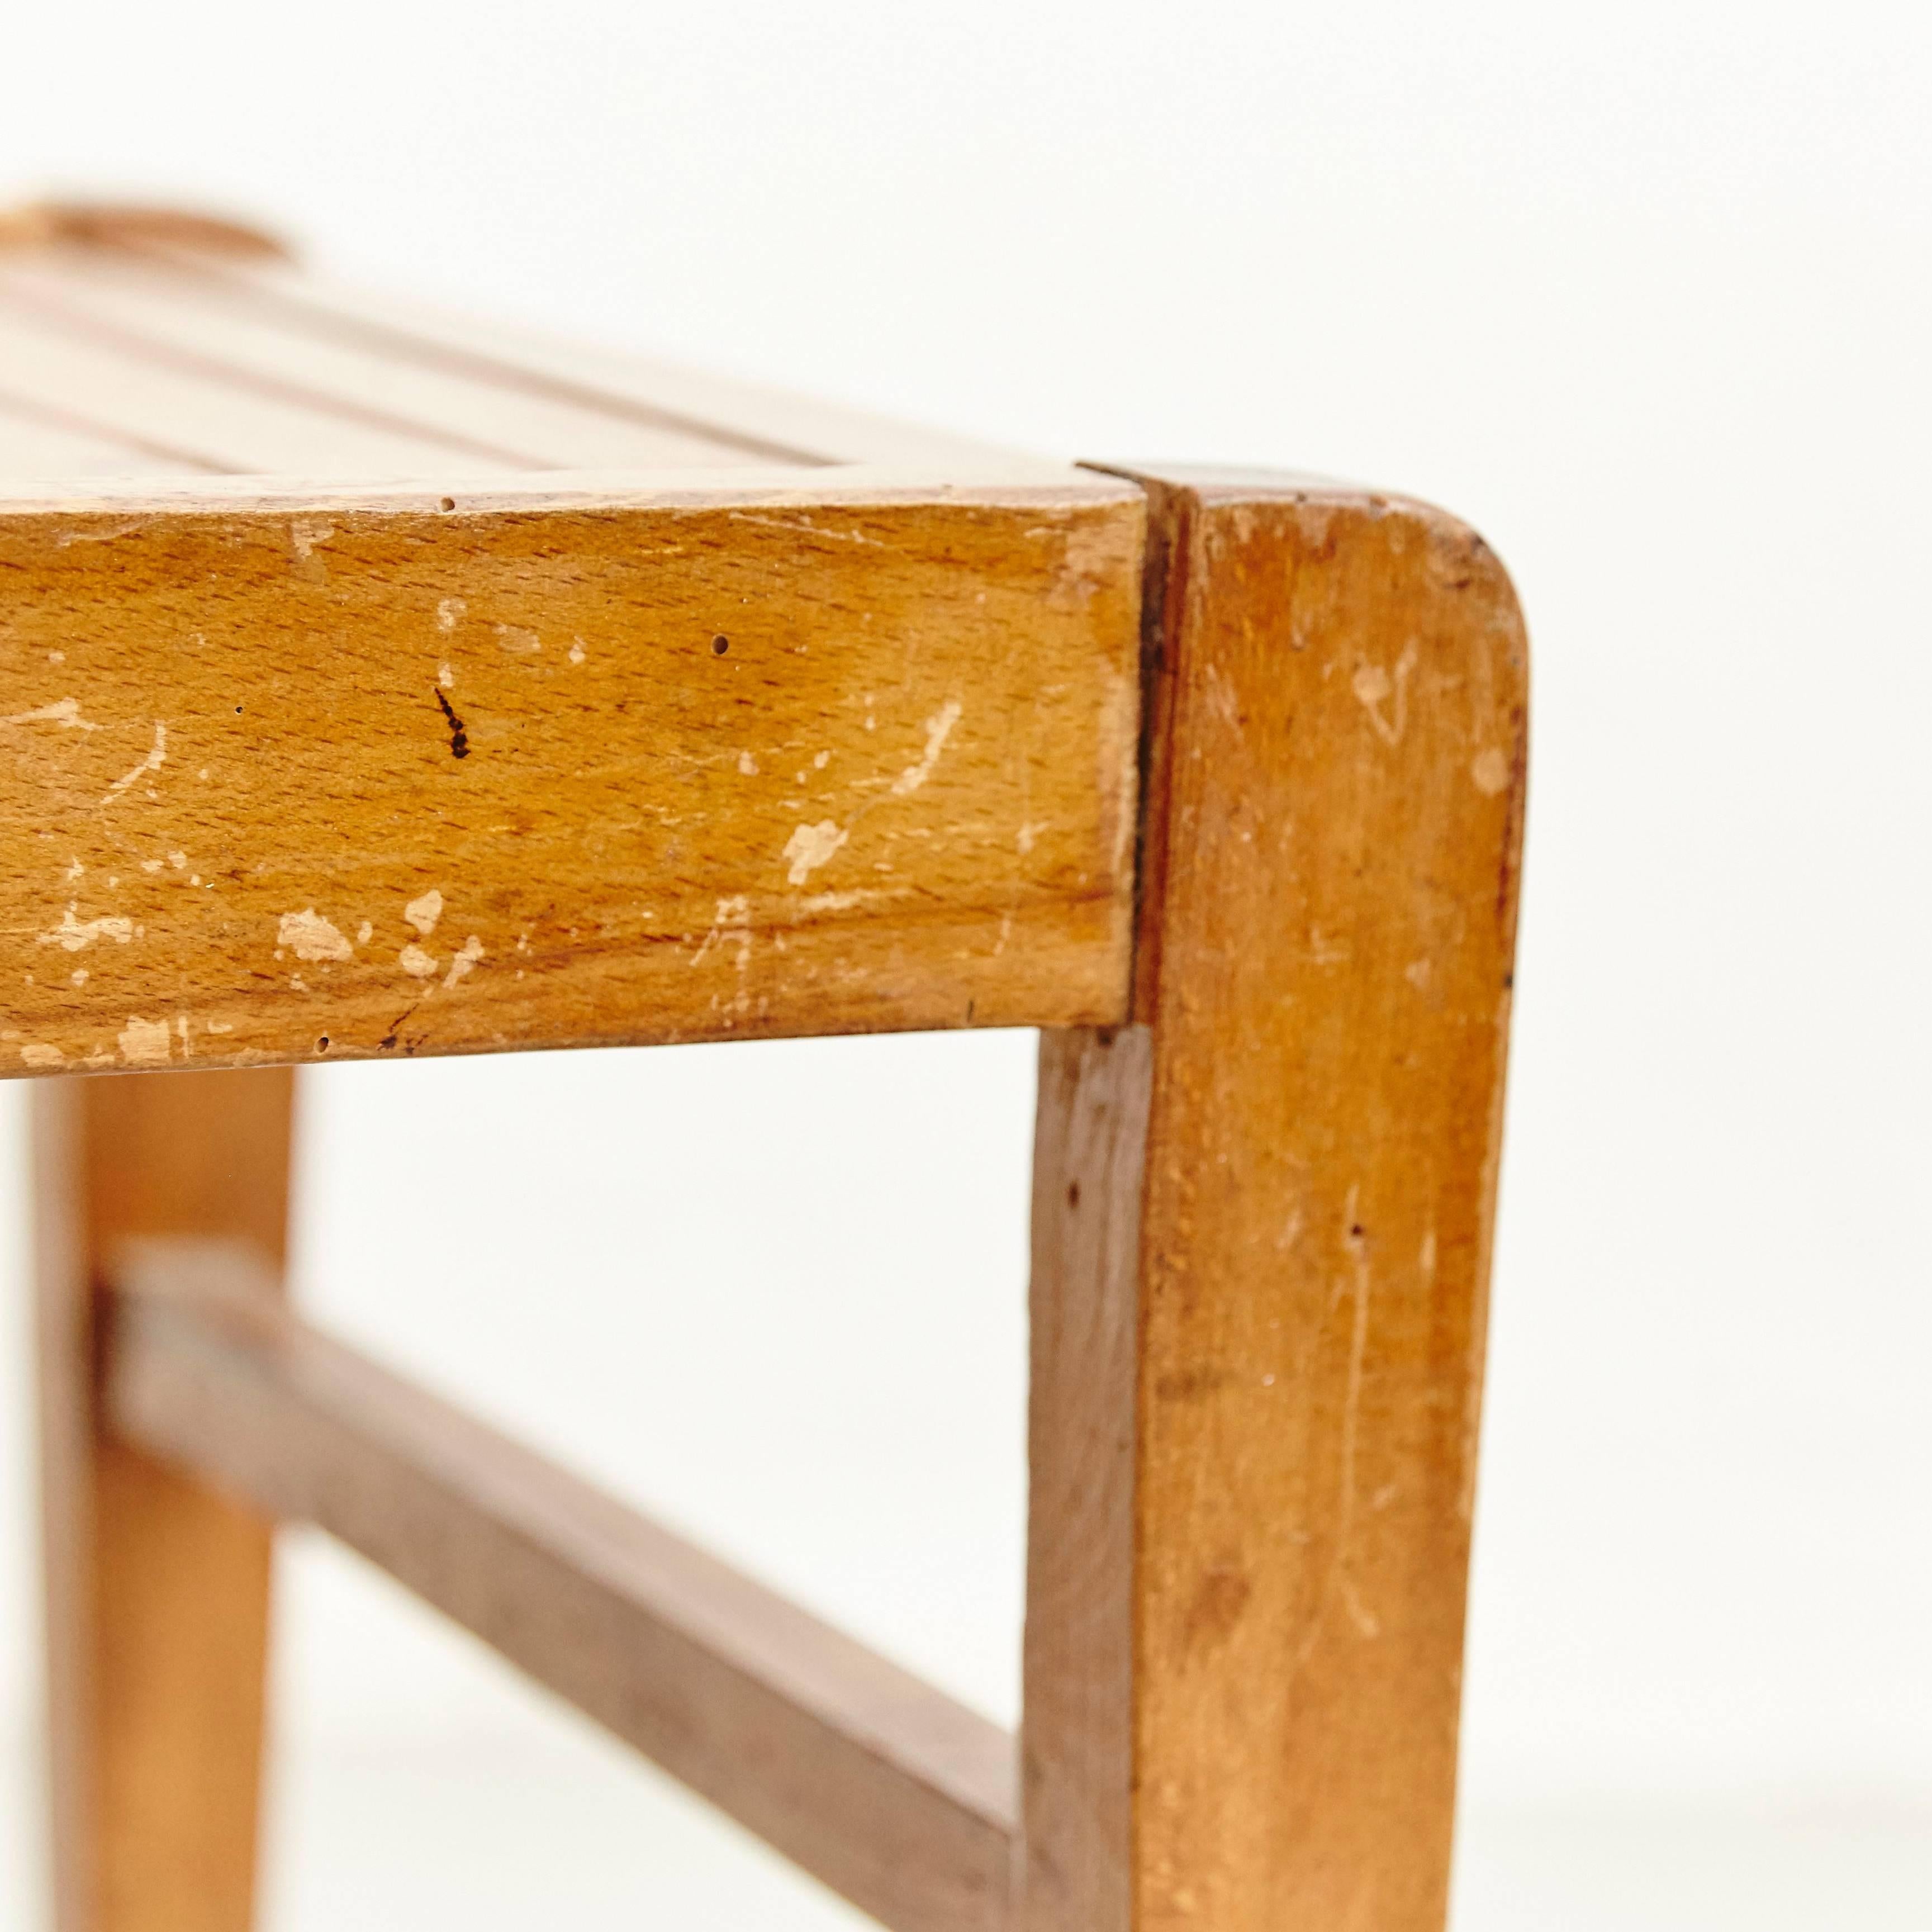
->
[[1351, 643, 1418, 747], [1294, 1186, 1376, 1670], [441, 936, 484, 991], [99, 722, 166, 805], [890, 700, 963, 796], [1, 697, 97, 730]]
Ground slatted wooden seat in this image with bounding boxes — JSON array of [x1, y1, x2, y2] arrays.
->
[[7, 202, 1527, 1932]]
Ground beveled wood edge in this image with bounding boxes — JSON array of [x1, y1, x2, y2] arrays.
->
[[0, 461, 1131, 514], [103, 1237, 1015, 1932], [1082, 459, 1522, 1020]]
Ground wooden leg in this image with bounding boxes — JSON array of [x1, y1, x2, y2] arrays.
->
[[1021, 473, 1528, 1931], [35, 1067, 296, 1932], [1020, 1026, 1149, 1932]]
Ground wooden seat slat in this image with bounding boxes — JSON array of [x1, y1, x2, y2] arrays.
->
[[0, 254, 801, 474]]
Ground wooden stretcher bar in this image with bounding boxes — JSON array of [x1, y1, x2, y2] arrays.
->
[[104, 1238, 1013, 1932]]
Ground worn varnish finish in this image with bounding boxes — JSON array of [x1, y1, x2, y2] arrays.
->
[[0, 482, 1141, 1075], [12, 211, 1528, 1932], [1026, 468, 1526, 1932], [106, 1241, 1015, 1932], [35, 1069, 293, 1932]]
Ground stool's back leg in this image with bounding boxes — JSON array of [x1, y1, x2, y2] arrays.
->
[[35, 1067, 295, 1932], [1022, 473, 1528, 1932]]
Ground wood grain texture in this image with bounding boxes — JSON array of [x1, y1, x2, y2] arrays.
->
[[0, 210, 1074, 482], [1019, 1024, 1149, 1932], [0, 258, 792, 476], [0, 478, 1141, 1074], [145, 248, 1078, 478], [1033, 466, 1527, 1932], [34, 1067, 293, 1932], [0, 301, 520, 478], [0, 394, 206, 480], [106, 1240, 1017, 1932]]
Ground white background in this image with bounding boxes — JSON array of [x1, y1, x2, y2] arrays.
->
[[1, 3, 1928, 1925]]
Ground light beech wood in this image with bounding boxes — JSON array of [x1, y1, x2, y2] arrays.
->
[[0, 478, 1141, 1077], [35, 1069, 294, 1932], [10, 208, 1529, 1932], [1019, 1026, 1148, 1932], [0, 259, 794, 473], [0, 304, 525, 477], [0, 394, 203, 478], [106, 1240, 1015, 1932], [141, 251, 1074, 478], [1017, 466, 1527, 1932]]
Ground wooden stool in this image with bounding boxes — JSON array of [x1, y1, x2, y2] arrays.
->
[[3, 204, 1526, 1932]]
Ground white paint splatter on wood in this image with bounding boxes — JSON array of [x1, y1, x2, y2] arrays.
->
[[690, 896, 753, 971], [1470, 748, 1509, 795], [117, 1016, 172, 1066], [405, 890, 444, 936], [277, 909, 354, 962], [727, 510, 884, 548], [442, 935, 484, 991], [783, 820, 848, 886], [39, 906, 134, 951]]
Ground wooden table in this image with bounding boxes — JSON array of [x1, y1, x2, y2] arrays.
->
[[2, 202, 1527, 1932]]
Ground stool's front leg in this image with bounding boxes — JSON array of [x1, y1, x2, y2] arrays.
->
[[1022, 471, 1527, 1931], [35, 1067, 295, 1932]]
